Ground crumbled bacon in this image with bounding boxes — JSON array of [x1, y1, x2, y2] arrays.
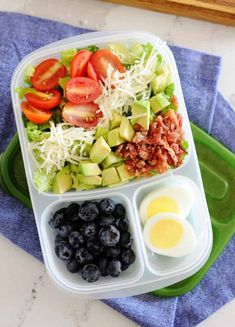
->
[[116, 109, 186, 176]]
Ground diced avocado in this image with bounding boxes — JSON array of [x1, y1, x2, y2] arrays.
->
[[151, 65, 172, 94], [90, 137, 111, 164], [70, 163, 80, 173], [101, 152, 123, 169], [78, 174, 102, 185], [107, 128, 125, 147], [119, 117, 135, 141], [117, 164, 134, 182], [80, 161, 101, 176], [96, 125, 109, 142], [102, 167, 120, 186], [131, 100, 151, 130], [53, 166, 72, 194], [150, 93, 170, 113], [109, 112, 122, 129]]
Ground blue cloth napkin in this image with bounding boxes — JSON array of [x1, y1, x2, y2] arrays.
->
[[0, 11, 234, 327]]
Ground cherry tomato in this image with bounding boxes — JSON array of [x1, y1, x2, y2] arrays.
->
[[62, 102, 102, 128], [87, 62, 98, 81], [65, 77, 101, 104], [70, 50, 92, 78], [21, 102, 53, 124], [31, 59, 66, 91], [25, 89, 61, 110], [90, 49, 125, 81]]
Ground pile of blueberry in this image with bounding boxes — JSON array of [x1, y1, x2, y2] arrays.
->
[[49, 198, 136, 283]]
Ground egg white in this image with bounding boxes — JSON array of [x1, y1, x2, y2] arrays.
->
[[139, 184, 195, 224], [143, 213, 197, 258]]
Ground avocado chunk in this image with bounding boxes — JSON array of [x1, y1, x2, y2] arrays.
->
[[151, 65, 172, 94], [107, 128, 125, 147], [101, 152, 123, 169], [80, 161, 101, 176], [53, 166, 72, 194], [96, 125, 109, 141], [117, 164, 134, 182], [78, 174, 102, 185], [131, 100, 151, 130], [75, 183, 96, 191], [90, 137, 111, 164], [102, 167, 120, 186], [119, 117, 135, 141], [150, 93, 170, 113], [109, 112, 122, 129]]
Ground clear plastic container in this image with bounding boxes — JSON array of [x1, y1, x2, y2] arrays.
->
[[10, 31, 212, 299]]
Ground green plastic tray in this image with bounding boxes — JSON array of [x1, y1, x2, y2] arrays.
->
[[0, 123, 234, 296]]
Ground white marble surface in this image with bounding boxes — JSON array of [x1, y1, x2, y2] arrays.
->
[[0, 0, 234, 326]]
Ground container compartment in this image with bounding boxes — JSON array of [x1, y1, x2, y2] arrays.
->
[[40, 192, 144, 294], [133, 175, 211, 276], [11, 31, 192, 197]]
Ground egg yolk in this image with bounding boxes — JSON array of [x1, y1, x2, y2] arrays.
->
[[147, 196, 179, 219], [150, 219, 183, 249]]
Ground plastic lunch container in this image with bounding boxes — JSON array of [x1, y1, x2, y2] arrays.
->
[[10, 31, 213, 299]]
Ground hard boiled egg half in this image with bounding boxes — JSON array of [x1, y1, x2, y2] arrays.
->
[[143, 213, 197, 257], [139, 184, 195, 224]]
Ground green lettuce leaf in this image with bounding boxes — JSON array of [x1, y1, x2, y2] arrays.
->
[[16, 87, 35, 99], [26, 122, 49, 142], [24, 65, 35, 85], [164, 83, 175, 97], [33, 169, 55, 193]]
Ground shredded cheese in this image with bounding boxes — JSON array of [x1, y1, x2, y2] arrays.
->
[[95, 43, 165, 126], [29, 122, 95, 174]]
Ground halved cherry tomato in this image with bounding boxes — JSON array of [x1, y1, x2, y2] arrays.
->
[[62, 102, 102, 128], [65, 77, 101, 104], [87, 62, 98, 81], [25, 89, 61, 110], [70, 50, 92, 78], [31, 59, 66, 91], [90, 49, 125, 81], [21, 102, 53, 124]]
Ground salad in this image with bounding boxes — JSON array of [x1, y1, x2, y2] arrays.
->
[[17, 42, 188, 193]]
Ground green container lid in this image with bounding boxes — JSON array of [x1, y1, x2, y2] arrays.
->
[[0, 123, 234, 296]]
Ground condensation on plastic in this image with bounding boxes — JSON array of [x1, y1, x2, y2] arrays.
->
[[10, 31, 212, 299]]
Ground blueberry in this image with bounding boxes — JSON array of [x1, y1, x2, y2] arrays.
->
[[66, 258, 81, 273], [69, 231, 84, 249], [119, 231, 133, 249], [104, 246, 121, 258], [66, 203, 80, 223], [99, 198, 115, 215], [115, 217, 129, 231], [55, 242, 73, 261], [80, 222, 98, 239], [113, 203, 126, 218], [75, 247, 93, 265], [86, 239, 103, 256], [99, 225, 120, 247], [55, 234, 66, 245], [78, 201, 99, 222], [82, 264, 101, 283], [49, 208, 66, 228], [120, 249, 136, 266], [97, 257, 108, 276], [106, 259, 122, 277], [121, 262, 129, 271], [57, 225, 73, 238], [99, 215, 115, 227]]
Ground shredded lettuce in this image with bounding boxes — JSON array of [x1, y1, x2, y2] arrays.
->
[[182, 140, 189, 150], [61, 48, 77, 69], [33, 169, 55, 193], [58, 76, 70, 91], [16, 87, 36, 99], [164, 83, 175, 97], [26, 122, 50, 142], [24, 65, 35, 85]]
